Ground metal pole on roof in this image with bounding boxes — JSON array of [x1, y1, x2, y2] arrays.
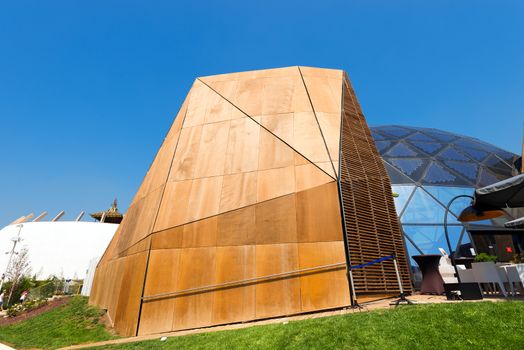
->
[[0, 224, 24, 293]]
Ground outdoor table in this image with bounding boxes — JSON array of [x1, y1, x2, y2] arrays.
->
[[413, 254, 445, 294]]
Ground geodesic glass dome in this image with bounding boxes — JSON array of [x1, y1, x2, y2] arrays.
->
[[370, 125, 520, 267]]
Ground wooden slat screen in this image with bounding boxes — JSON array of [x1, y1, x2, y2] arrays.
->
[[339, 73, 412, 295]]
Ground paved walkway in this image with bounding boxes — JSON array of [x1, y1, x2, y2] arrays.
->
[[0, 343, 16, 350], [60, 294, 501, 350]]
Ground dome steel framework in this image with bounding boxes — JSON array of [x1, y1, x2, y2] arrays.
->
[[371, 125, 519, 267]]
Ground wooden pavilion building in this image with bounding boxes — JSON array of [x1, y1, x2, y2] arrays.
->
[[89, 67, 412, 336]]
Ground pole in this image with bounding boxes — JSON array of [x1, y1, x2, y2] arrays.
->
[[391, 254, 413, 306], [393, 256, 404, 296], [444, 195, 474, 286], [0, 224, 23, 293]]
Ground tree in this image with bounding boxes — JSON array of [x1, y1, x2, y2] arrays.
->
[[5, 247, 31, 306]]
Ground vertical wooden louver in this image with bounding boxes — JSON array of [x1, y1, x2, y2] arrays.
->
[[339, 73, 412, 297]]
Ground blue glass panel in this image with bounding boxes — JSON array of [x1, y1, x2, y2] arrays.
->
[[422, 162, 458, 184], [421, 130, 458, 142], [403, 224, 464, 256], [383, 162, 416, 184], [389, 158, 429, 181], [385, 143, 418, 157], [494, 149, 517, 163], [483, 154, 511, 170], [371, 130, 386, 141], [487, 166, 513, 181], [401, 188, 459, 224], [403, 237, 422, 267], [379, 126, 413, 138], [478, 167, 503, 187], [423, 186, 474, 217], [443, 161, 479, 182], [406, 132, 436, 142], [453, 138, 489, 151], [408, 141, 445, 155], [437, 147, 471, 161], [458, 146, 489, 161], [375, 141, 392, 153], [391, 185, 416, 215]]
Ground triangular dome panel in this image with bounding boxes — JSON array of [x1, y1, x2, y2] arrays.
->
[[406, 132, 436, 142], [422, 162, 471, 186], [437, 146, 471, 161], [408, 141, 445, 155], [389, 158, 429, 181], [385, 143, 419, 157], [401, 187, 460, 224], [443, 161, 479, 182]]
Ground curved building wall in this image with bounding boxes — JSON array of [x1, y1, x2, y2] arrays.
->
[[370, 125, 519, 267]]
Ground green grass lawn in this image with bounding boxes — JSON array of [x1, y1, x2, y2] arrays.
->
[[0, 296, 116, 349], [90, 301, 524, 350]]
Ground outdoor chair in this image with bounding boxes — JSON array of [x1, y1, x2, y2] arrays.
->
[[499, 264, 524, 295], [457, 265, 476, 283], [438, 248, 459, 283]]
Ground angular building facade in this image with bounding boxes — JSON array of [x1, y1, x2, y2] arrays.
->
[[89, 67, 411, 336]]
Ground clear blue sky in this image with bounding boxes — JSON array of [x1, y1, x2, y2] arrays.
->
[[0, 1, 522, 226]]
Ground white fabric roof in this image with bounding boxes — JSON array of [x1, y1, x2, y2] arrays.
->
[[0, 221, 116, 280]]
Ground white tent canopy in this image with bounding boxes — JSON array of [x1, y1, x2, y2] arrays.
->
[[0, 221, 116, 280]]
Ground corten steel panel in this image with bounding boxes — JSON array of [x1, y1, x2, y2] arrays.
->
[[173, 247, 216, 330], [220, 172, 257, 212], [298, 241, 349, 311], [181, 216, 218, 248], [212, 246, 256, 325], [216, 206, 257, 246], [90, 66, 411, 336], [138, 249, 180, 335], [255, 194, 298, 244], [338, 73, 412, 298], [201, 67, 336, 178], [150, 226, 183, 250], [255, 243, 301, 319]]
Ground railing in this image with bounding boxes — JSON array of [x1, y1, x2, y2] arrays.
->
[[142, 262, 346, 302], [142, 254, 407, 304]]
